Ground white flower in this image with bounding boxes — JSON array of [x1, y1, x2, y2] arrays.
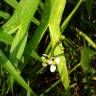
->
[[42, 63, 47, 67], [50, 64, 56, 72], [55, 57, 60, 65], [41, 54, 60, 72], [48, 60, 53, 65], [42, 54, 48, 58]]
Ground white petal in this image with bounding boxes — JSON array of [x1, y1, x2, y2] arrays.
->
[[55, 57, 60, 65], [42, 63, 47, 67], [42, 54, 48, 58], [50, 65, 56, 72], [48, 60, 53, 65]]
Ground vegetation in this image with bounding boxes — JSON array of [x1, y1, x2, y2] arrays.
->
[[0, 0, 96, 96]]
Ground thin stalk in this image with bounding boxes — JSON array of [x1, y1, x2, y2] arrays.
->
[[61, 0, 83, 33], [76, 28, 96, 49]]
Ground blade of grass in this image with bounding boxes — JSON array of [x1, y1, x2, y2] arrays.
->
[[3, 0, 41, 61], [0, 32, 40, 62], [4, 0, 18, 9], [48, 0, 70, 95], [85, 0, 93, 16], [4, 0, 41, 69], [0, 10, 10, 20], [8, 0, 40, 93], [9, 0, 40, 67], [18, 0, 51, 77], [39, 1, 44, 11], [25, 0, 51, 57], [80, 46, 95, 73], [0, 49, 37, 96], [61, 0, 83, 33], [2, 0, 40, 34], [0, 28, 13, 45], [30, 51, 42, 62], [75, 28, 96, 49], [2, 19, 19, 35], [2, 0, 20, 34], [32, 17, 40, 26], [4, 0, 40, 26]]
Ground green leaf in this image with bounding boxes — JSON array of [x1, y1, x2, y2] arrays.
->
[[31, 51, 42, 62], [4, 0, 40, 26], [49, 0, 70, 95], [19, 0, 51, 77], [25, 0, 51, 56], [39, 1, 44, 11], [0, 28, 13, 45], [9, 0, 40, 66], [61, 0, 83, 33], [7, 0, 40, 93], [76, 28, 96, 49], [85, 0, 93, 16], [0, 10, 10, 20], [80, 46, 95, 73], [4, 0, 18, 9], [0, 49, 37, 96]]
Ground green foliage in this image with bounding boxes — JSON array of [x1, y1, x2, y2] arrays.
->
[[4, 0, 18, 9], [80, 46, 95, 73], [49, 0, 70, 95], [0, 10, 10, 20], [85, 0, 93, 16], [61, 0, 83, 33], [0, 28, 13, 44], [0, 49, 37, 96], [0, 0, 96, 96]]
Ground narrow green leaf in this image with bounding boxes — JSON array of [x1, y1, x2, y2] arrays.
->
[[8, 0, 40, 92], [4, 0, 18, 9], [85, 0, 93, 16], [76, 28, 96, 49], [2, 1, 20, 34], [49, 0, 70, 95], [4, 0, 40, 27], [19, 0, 51, 75], [25, 0, 51, 56], [80, 46, 95, 73], [31, 51, 42, 62], [2, 19, 19, 35], [39, 1, 44, 11], [0, 10, 10, 20], [31, 17, 40, 26], [61, 0, 83, 33], [0, 28, 13, 45], [0, 49, 37, 96], [9, 0, 40, 66]]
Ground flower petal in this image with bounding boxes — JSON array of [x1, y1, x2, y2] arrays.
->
[[48, 60, 53, 65], [50, 65, 56, 72], [55, 57, 60, 65], [42, 63, 47, 67]]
